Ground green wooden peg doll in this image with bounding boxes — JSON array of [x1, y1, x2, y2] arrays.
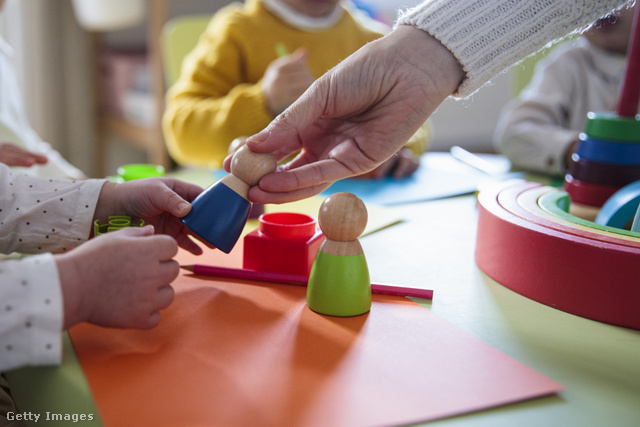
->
[[307, 192, 371, 316]]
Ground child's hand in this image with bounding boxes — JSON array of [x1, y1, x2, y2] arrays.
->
[[262, 48, 315, 116], [0, 142, 48, 167], [94, 177, 207, 255], [56, 226, 178, 329], [356, 148, 420, 179]]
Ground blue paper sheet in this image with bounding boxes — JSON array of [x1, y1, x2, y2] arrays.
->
[[321, 152, 513, 205]]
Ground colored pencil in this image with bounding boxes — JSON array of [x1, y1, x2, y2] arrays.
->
[[274, 42, 289, 58], [181, 264, 433, 299]]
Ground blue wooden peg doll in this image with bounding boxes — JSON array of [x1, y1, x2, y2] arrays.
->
[[181, 145, 276, 253]]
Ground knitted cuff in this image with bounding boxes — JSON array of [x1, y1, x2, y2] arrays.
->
[[397, 0, 629, 97]]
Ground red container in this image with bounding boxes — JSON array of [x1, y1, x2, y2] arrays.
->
[[243, 212, 325, 275]]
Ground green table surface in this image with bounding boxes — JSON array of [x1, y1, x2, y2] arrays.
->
[[6, 162, 640, 426]]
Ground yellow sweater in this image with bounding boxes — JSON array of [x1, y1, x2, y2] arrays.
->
[[163, 0, 409, 168]]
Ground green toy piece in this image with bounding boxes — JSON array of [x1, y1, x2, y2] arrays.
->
[[539, 190, 640, 238], [94, 216, 144, 236], [307, 252, 371, 317], [583, 112, 640, 142], [307, 192, 371, 317], [116, 164, 165, 181]]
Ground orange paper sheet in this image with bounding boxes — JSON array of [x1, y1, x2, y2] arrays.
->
[[69, 244, 562, 427]]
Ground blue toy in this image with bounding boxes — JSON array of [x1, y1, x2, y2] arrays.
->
[[181, 145, 277, 253], [595, 180, 640, 229]]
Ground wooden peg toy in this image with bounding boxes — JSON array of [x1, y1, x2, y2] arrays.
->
[[307, 192, 372, 317], [228, 136, 264, 218], [565, 6, 640, 206], [181, 145, 277, 253], [616, 3, 640, 118]]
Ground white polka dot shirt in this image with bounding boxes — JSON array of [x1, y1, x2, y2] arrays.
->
[[0, 164, 105, 371]]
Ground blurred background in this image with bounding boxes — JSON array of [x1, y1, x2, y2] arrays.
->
[[0, 0, 511, 178]]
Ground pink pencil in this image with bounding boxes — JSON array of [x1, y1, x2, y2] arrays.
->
[[181, 264, 433, 300]]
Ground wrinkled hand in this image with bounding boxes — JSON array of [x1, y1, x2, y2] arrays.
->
[[262, 48, 315, 116], [0, 142, 48, 167], [356, 148, 420, 179], [94, 177, 206, 255], [227, 26, 463, 204], [56, 226, 178, 329]]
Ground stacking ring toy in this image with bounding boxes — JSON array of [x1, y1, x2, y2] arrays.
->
[[94, 216, 145, 236], [476, 180, 640, 330]]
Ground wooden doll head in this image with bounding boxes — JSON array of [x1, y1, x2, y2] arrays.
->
[[318, 192, 367, 241], [230, 145, 277, 186]]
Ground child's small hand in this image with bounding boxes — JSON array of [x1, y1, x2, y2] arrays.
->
[[262, 48, 315, 116], [56, 226, 178, 329], [94, 178, 208, 255], [0, 142, 48, 167]]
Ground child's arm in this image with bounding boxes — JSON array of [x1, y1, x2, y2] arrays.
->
[[494, 51, 583, 176], [0, 173, 206, 371], [162, 11, 273, 169]]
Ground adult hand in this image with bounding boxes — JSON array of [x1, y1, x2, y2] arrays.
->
[[56, 226, 178, 329], [0, 142, 48, 167], [262, 48, 315, 116], [94, 177, 206, 255], [229, 26, 464, 204]]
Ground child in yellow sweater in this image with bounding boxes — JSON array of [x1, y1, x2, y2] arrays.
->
[[162, 0, 429, 178]]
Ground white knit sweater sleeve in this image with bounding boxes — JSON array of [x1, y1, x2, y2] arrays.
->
[[397, 0, 630, 97]]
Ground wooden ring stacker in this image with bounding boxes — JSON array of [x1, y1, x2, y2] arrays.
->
[[568, 153, 640, 187], [538, 190, 640, 243], [595, 180, 640, 228], [576, 134, 640, 165], [497, 182, 640, 247], [583, 112, 640, 141], [475, 180, 640, 330], [514, 184, 640, 245], [563, 174, 619, 207]]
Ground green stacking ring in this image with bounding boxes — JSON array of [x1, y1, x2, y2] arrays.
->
[[583, 112, 640, 142], [94, 215, 145, 236], [538, 191, 640, 238]]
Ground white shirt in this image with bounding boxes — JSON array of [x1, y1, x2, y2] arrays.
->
[[0, 36, 85, 179], [494, 38, 628, 175], [0, 164, 104, 371]]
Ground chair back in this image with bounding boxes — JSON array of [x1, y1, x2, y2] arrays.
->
[[161, 15, 211, 86]]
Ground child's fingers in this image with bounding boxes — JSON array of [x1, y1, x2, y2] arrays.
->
[[156, 285, 175, 310]]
